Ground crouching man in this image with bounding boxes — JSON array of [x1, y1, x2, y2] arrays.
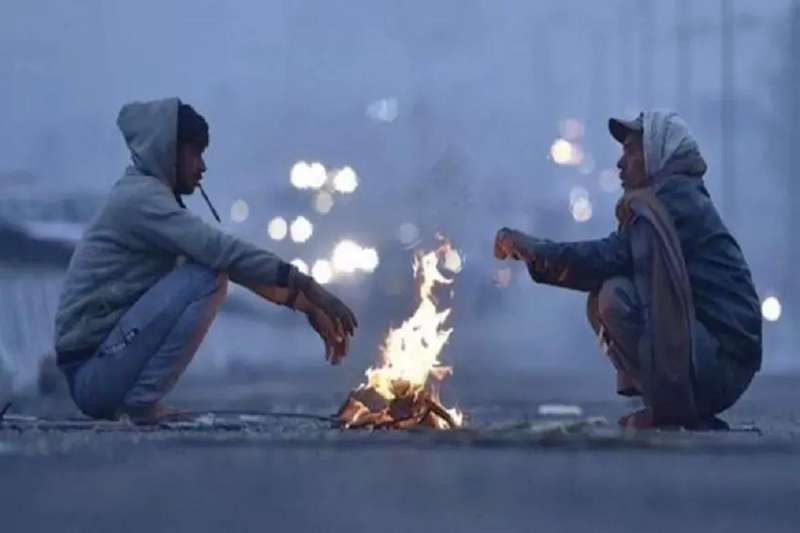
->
[[54, 97, 357, 424], [495, 110, 762, 429]]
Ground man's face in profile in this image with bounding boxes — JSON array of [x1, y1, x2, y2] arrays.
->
[[175, 142, 207, 195], [617, 132, 647, 190]]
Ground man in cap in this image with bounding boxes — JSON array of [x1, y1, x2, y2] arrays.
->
[[54, 98, 357, 423], [495, 110, 762, 429]]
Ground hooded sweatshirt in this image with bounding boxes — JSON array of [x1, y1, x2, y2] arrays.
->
[[526, 110, 762, 372], [54, 98, 292, 358]]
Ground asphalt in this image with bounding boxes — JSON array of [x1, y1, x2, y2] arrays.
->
[[1, 368, 799, 532]]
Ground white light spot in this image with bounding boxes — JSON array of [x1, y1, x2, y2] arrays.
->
[[599, 168, 621, 192], [332, 166, 359, 194], [398, 222, 421, 248], [550, 138, 584, 166], [290, 258, 309, 275], [332, 240, 363, 274], [762, 296, 782, 322], [358, 247, 380, 273], [559, 118, 585, 141], [311, 259, 333, 284], [312, 191, 334, 214], [571, 197, 593, 223], [366, 98, 399, 122], [569, 186, 589, 206], [267, 217, 288, 241], [443, 247, 463, 274], [290, 161, 327, 190], [230, 199, 249, 223], [290, 216, 314, 243]]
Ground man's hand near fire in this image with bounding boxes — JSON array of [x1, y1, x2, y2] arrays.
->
[[242, 274, 358, 365], [494, 227, 539, 262], [299, 278, 358, 365]]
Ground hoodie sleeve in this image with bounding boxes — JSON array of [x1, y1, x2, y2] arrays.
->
[[123, 183, 293, 287], [525, 229, 633, 292]]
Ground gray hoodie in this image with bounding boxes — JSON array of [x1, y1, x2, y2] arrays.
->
[[54, 97, 291, 355]]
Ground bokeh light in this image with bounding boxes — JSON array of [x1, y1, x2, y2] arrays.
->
[[550, 138, 584, 166], [332, 166, 359, 194], [290, 161, 327, 190], [762, 296, 782, 322], [290, 216, 314, 243], [331, 240, 380, 274], [358, 247, 380, 273], [398, 222, 421, 248], [290, 258, 309, 275], [230, 199, 249, 223], [495, 267, 512, 288], [311, 259, 333, 285], [267, 216, 288, 241], [332, 240, 363, 274], [366, 98, 399, 122], [559, 118, 585, 141], [571, 197, 593, 223], [569, 186, 589, 206], [312, 191, 334, 214], [599, 168, 621, 192]]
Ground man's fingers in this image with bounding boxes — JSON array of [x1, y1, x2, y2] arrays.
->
[[334, 317, 346, 342]]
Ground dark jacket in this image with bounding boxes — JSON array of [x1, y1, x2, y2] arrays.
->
[[527, 176, 762, 371]]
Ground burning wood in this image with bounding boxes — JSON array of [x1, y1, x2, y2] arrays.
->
[[338, 242, 464, 430]]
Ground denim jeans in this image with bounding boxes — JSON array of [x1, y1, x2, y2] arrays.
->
[[61, 262, 228, 419], [587, 277, 754, 417]]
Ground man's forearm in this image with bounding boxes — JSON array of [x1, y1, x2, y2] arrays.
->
[[241, 283, 312, 313]]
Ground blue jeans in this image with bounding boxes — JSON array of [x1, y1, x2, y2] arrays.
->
[[61, 262, 228, 419], [587, 277, 754, 417]]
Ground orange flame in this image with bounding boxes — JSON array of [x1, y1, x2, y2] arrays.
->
[[360, 242, 463, 428]]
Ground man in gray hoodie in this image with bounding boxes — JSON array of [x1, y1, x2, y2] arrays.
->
[[54, 97, 357, 423], [495, 110, 761, 430]]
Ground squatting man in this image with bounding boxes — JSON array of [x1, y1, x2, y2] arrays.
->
[[55, 98, 356, 424], [495, 111, 762, 429]]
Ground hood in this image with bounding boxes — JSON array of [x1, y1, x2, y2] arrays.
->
[[642, 109, 707, 181], [116, 97, 180, 187]]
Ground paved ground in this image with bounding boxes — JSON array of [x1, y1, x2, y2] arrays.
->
[[1, 368, 799, 532]]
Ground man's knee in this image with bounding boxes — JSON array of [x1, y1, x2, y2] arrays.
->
[[596, 277, 639, 326]]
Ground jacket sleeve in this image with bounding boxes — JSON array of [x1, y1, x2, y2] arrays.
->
[[525, 229, 633, 292], [124, 186, 293, 287]]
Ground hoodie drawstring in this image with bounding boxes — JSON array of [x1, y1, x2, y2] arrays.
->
[[173, 186, 221, 223], [198, 184, 222, 223]]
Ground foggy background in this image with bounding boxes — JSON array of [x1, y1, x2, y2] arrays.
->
[[1, 0, 797, 395]]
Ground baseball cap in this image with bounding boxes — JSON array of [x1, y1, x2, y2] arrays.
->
[[608, 114, 643, 144]]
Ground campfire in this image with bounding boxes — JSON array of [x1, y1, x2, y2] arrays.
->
[[337, 242, 464, 430]]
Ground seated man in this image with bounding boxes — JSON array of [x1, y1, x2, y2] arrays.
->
[[495, 110, 762, 429], [54, 97, 357, 423]]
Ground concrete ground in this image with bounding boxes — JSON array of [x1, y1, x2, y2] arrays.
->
[[1, 368, 799, 532]]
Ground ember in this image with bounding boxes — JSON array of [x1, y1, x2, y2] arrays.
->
[[338, 242, 464, 430]]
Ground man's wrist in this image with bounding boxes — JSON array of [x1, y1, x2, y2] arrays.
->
[[287, 267, 313, 293]]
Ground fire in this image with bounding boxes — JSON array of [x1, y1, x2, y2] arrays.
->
[[338, 242, 464, 429]]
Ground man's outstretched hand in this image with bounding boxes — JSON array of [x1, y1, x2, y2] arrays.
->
[[494, 228, 539, 262]]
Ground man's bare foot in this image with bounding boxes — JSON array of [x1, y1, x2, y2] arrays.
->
[[117, 403, 191, 425], [618, 408, 659, 429]]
